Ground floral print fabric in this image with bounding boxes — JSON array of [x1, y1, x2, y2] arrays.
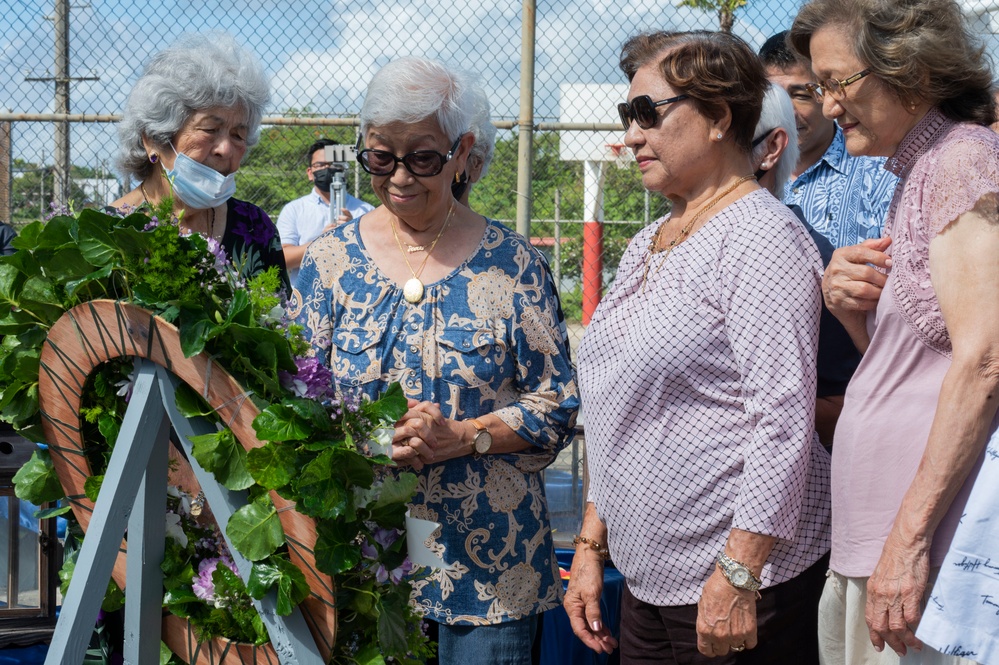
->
[[289, 217, 579, 624]]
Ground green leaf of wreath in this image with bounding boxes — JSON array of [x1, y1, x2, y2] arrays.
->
[[173, 383, 215, 419], [76, 211, 122, 266], [0, 262, 27, 309], [246, 442, 298, 490], [189, 428, 254, 491], [364, 382, 408, 424], [253, 402, 311, 442], [247, 556, 309, 615], [376, 587, 409, 656], [297, 449, 348, 519], [13, 448, 66, 504], [84, 475, 104, 502], [227, 500, 285, 561], [314, 519, 361, 575]]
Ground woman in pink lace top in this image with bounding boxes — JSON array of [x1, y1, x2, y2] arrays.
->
[[790, 1, 999, 663]]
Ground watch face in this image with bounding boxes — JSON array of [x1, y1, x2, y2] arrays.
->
[[474, 430, 492, 454], [731, 569, 750, 586]]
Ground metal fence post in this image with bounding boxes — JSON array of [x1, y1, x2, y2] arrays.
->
[[515, 0, 536, 238]]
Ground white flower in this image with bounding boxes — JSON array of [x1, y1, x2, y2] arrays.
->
[[365, 426, 394, 457], [260, 304, 285, 326], [165, 513, 188, 547]]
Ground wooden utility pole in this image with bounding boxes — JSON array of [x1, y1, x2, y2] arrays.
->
[[24, 0, 98, 209], [53, 0, 70, 206]]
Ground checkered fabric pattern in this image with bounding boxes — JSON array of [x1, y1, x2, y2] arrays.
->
[[578, 189, 832, 606]]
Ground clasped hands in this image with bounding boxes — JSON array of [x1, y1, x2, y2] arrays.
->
[[390, 399, 468, 470]]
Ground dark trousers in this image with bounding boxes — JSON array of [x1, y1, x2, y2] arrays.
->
[[619, 553, 829, 665]]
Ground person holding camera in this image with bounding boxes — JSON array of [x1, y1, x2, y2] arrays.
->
[[276, 138, 375, 278]]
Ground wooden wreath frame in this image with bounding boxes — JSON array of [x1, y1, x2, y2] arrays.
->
[[37, 300, 336, 664]]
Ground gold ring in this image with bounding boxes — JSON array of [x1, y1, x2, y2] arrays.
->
[[731, 645, 746, 653]]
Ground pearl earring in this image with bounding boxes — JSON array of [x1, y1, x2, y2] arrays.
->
[[716, 132, 723, 140]]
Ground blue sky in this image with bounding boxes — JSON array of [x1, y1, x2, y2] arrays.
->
[[2, 0, 996, 174]]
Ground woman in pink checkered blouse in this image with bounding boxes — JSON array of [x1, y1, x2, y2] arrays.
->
[[565, 31, 832, 664]]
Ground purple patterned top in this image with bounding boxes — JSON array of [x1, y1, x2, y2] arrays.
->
[[831, 109, 999, 576], [578, 190, 832, 606]]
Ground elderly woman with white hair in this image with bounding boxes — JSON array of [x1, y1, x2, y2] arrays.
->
[[290, 56, 578, 665], [111, 32, 287, 287]]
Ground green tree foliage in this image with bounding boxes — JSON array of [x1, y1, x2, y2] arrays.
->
[[676, 0, 749, 32], [9, 160, 95, 225], [467, 130, 669, 321], [235, 122, 376, 220]]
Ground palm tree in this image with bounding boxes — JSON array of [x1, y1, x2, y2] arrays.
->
[[677, 0, 748, 33]]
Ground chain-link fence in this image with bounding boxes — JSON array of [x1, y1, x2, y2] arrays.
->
[[3, 0, 999, 333]]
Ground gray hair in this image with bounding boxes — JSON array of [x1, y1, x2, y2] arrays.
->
[[360, 57, 474, 143], [116, 32, 271, 182], [466, 79, 498, 179], [790, 0, 994, 125], [752, 83, 799, 200]]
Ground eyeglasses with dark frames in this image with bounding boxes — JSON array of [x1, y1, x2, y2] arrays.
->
[[618, 94, 689, 131], [804, 68, 871, 103], [356, 135, 464, 177]]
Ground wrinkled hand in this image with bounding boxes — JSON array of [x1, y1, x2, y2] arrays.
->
[[407, 400, 473, 462], [866, 530, 929, 657], [823, 237, 892, 314], [564, 549, 618, 654], [390, 400, 441, 471], [696, 570, 758, 657]]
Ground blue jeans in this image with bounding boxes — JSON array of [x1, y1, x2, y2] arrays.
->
[[436, 616, 539, 665]]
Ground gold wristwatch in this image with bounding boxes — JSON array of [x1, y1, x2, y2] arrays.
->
[[469, 418, 492, 454]]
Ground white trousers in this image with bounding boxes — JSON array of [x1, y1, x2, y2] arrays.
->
[[818, 570, 980, 665]]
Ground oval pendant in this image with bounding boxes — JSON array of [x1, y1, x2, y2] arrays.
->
[[403, 277, 425, 303]]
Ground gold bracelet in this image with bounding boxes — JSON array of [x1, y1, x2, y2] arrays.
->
[[572, 535, 611, 560]]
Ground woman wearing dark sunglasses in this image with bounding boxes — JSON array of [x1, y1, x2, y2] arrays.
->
[[289, 56, 578, 665], [567, 31, 831, 663]]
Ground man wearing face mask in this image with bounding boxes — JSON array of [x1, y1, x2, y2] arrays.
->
[[276, 139, 375, 280]]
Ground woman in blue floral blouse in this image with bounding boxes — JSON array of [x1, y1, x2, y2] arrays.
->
[[289, 56, 579, 665]]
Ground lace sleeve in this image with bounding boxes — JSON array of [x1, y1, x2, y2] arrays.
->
[[922, 128, 999, 237]]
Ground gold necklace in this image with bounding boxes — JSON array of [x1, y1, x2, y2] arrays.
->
[[391, 202, 455, 303], [641, 174, 756, 290]]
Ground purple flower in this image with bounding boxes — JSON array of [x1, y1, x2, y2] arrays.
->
[[192, 557, 221, 602], [192, 556, 238, 605], [373, 527, 401, 549], [229, 210, 276, 247], [389, 558, 413, 584], [361, 540, 378, 560], [279, 356, 335, 400], [206, 237, 229, 274]]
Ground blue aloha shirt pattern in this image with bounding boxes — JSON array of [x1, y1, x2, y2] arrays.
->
[[289, 216, 579, 625], [783, 125, 899, 249]]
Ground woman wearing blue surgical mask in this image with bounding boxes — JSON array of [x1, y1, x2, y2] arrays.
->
[[111, 32, 288, 290]]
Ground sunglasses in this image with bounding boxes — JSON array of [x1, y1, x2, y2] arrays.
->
[[356, 135, 464, 177], [618, 94, 689, 131]]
